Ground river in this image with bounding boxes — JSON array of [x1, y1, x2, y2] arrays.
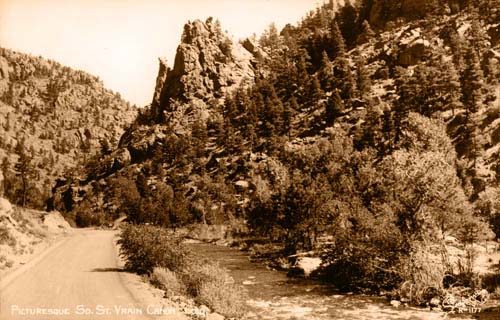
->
[[188, 243, 479, 320]]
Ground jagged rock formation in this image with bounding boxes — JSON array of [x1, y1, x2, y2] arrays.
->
[[0, 47, 136, 208], [150, 18, 255, 129], [51, 18, 258, 213]]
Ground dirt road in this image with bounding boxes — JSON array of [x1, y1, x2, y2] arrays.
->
[[0, 229, 183, 320]]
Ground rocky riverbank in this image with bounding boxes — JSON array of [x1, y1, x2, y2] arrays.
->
[[178, 223, 500, 318]]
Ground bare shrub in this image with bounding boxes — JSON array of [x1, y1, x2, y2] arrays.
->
[[182, 262, 246, 318], [150, 267, 186, 297]]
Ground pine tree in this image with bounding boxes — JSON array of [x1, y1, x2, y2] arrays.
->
[[461, 47, 484, 117], [460, 47, 485, 167], [296, 55, 311, 99], [357, 20, 375, 44], [283, 97, 298, 137], [223, 95, 238, 125], [191, 119, 208, 157], [468, 16, 490, 54], [318, 51, 334, 91], [382, 106, 395, 155], [333, 54, 355, 103], [439, 59, 463, 115], [359, 101, 383, 151], [393, 67, 412, 146], [1, 157, 9, 197], [336, 0, 359, 45], [355, 55, 371, 99], [309, 75, 325, 106], [325, 89, 344, 125], [14, 138, 35, 207], [265, 84, 285, 136], [329, 20, 346, 58], [260, 23, 281, 54]]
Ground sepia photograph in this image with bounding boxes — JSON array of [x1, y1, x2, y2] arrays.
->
[[0, 0, 499, 319]]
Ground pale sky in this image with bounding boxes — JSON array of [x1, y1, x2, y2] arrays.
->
[[0, 0, 320, 106]]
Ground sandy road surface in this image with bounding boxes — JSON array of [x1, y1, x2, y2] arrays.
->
[[0, 229, 183, 320]]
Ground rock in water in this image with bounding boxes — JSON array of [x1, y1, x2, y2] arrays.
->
[[290, 257, 322, 277], [429, 297, 441, 308], [390, 300, 401, 308]]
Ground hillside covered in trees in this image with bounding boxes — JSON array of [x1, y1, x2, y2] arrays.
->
[[53, 0, 499, 295], [0, 48, 137, 209]]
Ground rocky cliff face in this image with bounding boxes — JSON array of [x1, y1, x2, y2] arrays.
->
[[0, 47, 137, 208], [51, 18, 258, 213], [150, 18, 255, 129], [129, 18, 257, 152]]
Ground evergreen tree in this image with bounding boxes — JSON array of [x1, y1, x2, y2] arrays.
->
[[325, 89, 344, 125], [329, 20, 346, 58], [191, 119, 208, 157], [296, 55, 311, 101], [336, 0, 359, 46], [393, 67, 412, 146], [14, 138, 35, 207], [355, 55, 371, 99], [461, 48, 486, 167], [357, 20, 376, 44], [1, 157, 9, 196], [333, 54, 356, 102], [283, 98, 297, 137], [358, 101, 383, 151], [439, 59, 463, 115], [260, 23, 281, 54], [318, 51, 335, 91], [309, 75, 325, 105], [461, 48, 485, 117], [265, 84, 285, 136], [468, 16, 490, 54], [136, 173, 150, 198]]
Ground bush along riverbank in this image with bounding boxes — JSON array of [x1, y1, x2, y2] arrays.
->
[[117, 224, 247, 319], [238, 234, 500, 317], [166, 221, 500, 317]]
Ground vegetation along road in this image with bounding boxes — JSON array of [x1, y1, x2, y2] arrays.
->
[[0, 229, 185, 320]]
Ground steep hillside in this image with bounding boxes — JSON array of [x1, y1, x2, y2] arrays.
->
[[0, 47, 137, 208], [50, 18, 258, 223], [0, 197, 71, 273], [53, 0, 499, 295]]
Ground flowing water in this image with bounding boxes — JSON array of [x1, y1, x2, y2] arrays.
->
[[188, 243, 477, 320]]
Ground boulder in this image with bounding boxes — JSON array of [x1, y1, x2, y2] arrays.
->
[[398, 38, 430, 66], [42, 212, 72, 234], [390, 300, 401, 308], [289, 257, 322, 277], [234, 180, 249, 191], [0, 197, 12, 214], [242, 37, 268, 61], [429, 297, 441, 307]]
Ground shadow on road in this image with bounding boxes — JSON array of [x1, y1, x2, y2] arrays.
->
[[90, 267, 126, 273]]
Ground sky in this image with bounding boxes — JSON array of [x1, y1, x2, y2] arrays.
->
[[0, 0, 321, 106]]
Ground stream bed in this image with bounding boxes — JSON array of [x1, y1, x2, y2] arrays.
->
[[188, 243, 478, 320]]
